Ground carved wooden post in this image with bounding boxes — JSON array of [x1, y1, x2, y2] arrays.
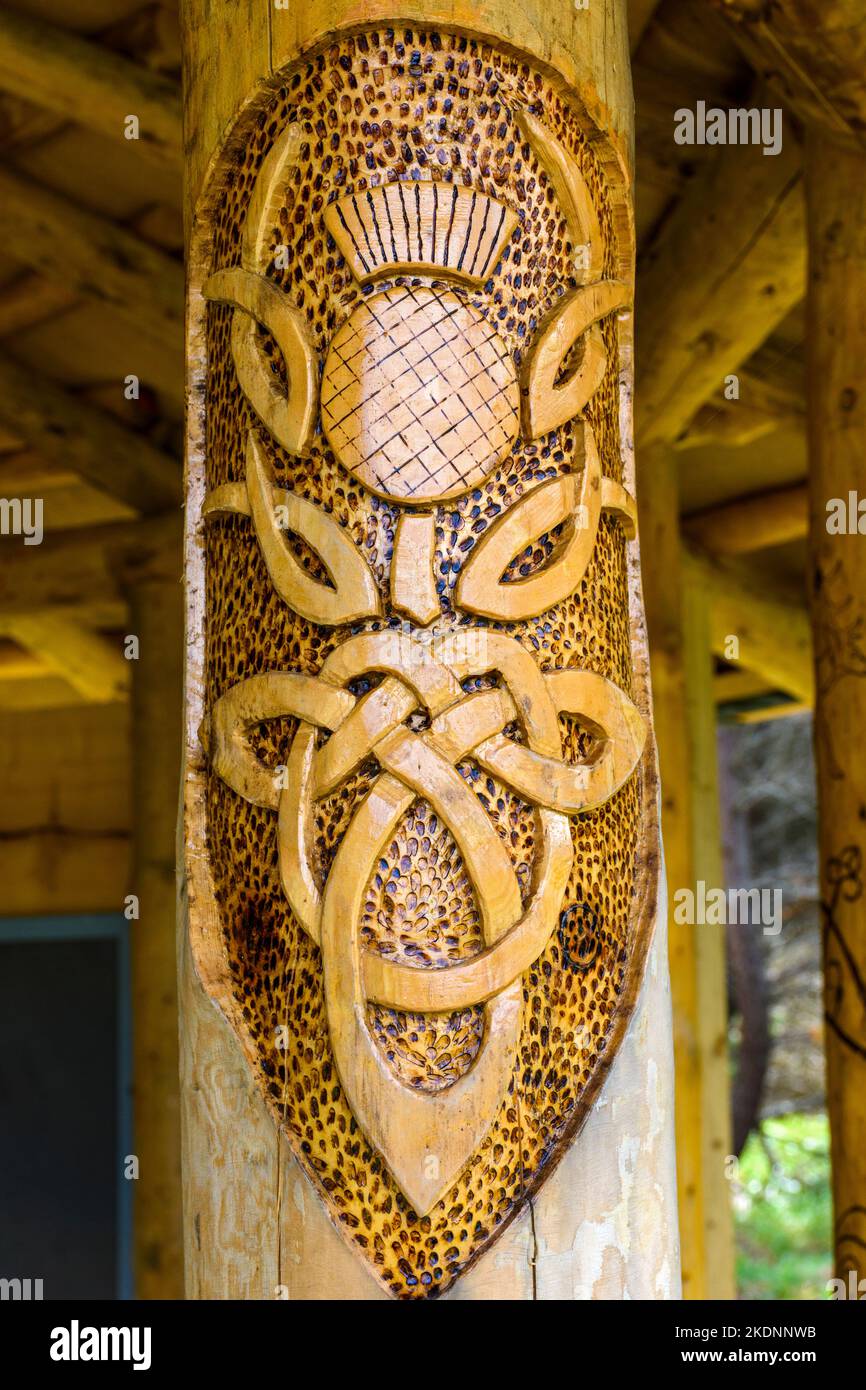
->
[[806, 134, 866, 1287], [180, 0, 679, 1298]]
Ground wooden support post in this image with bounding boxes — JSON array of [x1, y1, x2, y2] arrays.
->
[[179, 0, 678, 1300], [806, 133, 866, 1286], [129, 576, 184, 1297], [681, 569, 736, 1297], [638, 448, 735, 1299]]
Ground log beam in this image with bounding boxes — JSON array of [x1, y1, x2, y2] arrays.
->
[[0, 9, 181, 171], [635, 119, 805, 448], [806, 130, 866, 1285], [628, 0, 661, 53], [0, 168, 183, 348], [685, 483, 808, 554], [0, 614, 129, 704], [0, 271, 77, 337], [676, 366, 805, 450], [0, 354, 181, 514], [0, 514, 180, 622], [711, 0, 866, 149], [686, 547, 814, 704]]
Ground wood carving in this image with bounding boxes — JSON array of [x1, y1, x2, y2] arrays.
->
[[185, 26, 659, 1298]]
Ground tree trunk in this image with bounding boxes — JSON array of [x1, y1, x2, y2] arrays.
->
[[179, 0, 679, 1300], [806, 132, 866, 1285]]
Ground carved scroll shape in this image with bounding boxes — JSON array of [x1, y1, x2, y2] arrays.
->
[[518, 110, 632, 442], [203, 271, 317, 457], [204, 431, 381, 625], [456, 422, 636, 620], [522, 281, 631, 440], [517, 108, 604, 285], [203, 122, 318, 457]]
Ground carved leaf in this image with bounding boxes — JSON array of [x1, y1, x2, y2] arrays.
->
[[455, 422, 602, 620], [246, 432, 382, 624], [204, 432, 381, 625]]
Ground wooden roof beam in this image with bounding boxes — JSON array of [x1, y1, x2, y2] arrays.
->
[[714, 667, 808, 721], [0, 614, 129, 704], [675, 365, 805, 449], [685, 546, 813, 704], [628, 0, 661, 54], [0, 8, 181, 171], [684, 482, 807, 554], [635, 113, 806, 448], [0, 514, 181, 623], [0, 677, 88, 712], [0, 272, 78, 337], [711, 0, 866, 149], [0, 355, 180, 515], [0, 167, 183, 348], [0, 640, 45, 682]]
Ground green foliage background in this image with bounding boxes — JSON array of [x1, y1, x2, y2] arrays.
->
[[734, 1114, 832, 1300]]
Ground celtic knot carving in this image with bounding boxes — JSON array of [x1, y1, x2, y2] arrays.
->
[[204, 628, 644, 1208], [190, 28, 656, 1289]]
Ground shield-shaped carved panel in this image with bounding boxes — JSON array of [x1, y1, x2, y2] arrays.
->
[[185, 25, 660, 1299]]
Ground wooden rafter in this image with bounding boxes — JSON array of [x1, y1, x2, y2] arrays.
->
[[0, 614, 129, 704], [0, 9, 181, 171], [635, 115, 805, 448], [676, 366, 805, 449], [0, 355, 180, 515], [0, 167, 183, 347], [711, 0, 866, 148], [0, 514, 181, 623], [685, 482, 807, 555], [685, 547, 813, 704]]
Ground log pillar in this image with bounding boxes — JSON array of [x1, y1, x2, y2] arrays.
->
[[180, 0, 679, 1299], [128, 575, 184, 1297], [638, 448, 734, 1299], [806, 133, 866, 1285]]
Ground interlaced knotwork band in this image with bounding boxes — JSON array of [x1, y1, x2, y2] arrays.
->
[[206, 629, 644, 1210]]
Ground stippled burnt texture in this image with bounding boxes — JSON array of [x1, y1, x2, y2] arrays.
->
[[199, 27, 646, 1298]]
